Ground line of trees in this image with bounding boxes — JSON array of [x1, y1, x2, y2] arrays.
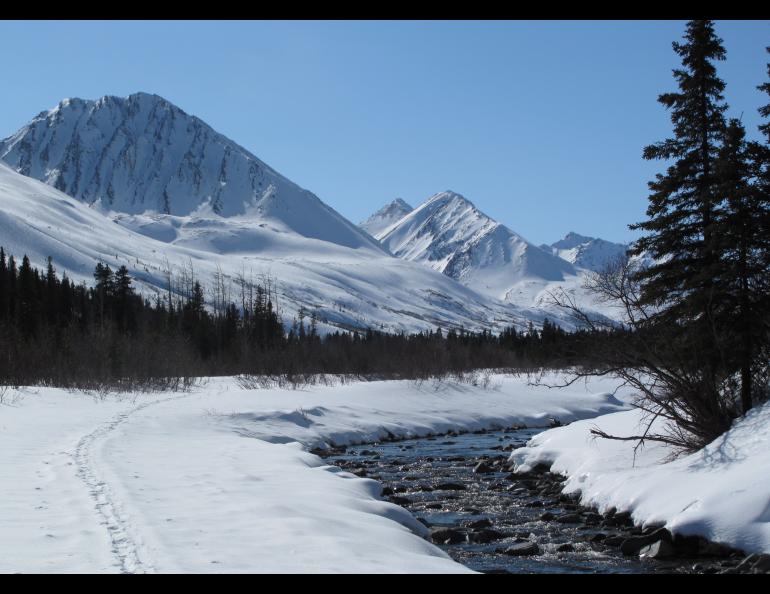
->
[[0, 249, 623, 389], [551, 21, 770, 452]]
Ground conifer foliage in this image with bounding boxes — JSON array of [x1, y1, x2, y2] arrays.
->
[[0, 250, 617, 389], [556, 21, 770, 452]]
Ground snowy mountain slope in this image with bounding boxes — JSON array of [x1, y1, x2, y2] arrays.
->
[[374, 191, 579, 303], [0, 93, 382, 252], [0, 162, 561, 334], [359, 198, 413, 237], [544, 232, 630, 272]]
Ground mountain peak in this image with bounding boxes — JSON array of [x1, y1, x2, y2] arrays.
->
[[0, 92, 383, 252], [548, 232, 630, 271], [424, 190, 470, 206], [552, 231, 594, 250], [359, 197, 414, 237], [377, 190, 575, 301]]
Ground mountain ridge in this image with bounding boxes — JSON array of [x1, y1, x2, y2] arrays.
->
[[0, 92, 383, 252], [373, 190, 577, 302]]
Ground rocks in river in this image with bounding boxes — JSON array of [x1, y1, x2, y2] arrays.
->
[[434, 481, 466, 491], [322, 431, 738, 574], [540, 512, 555, 521], [430, 527, 466, 545], [501, 542, 541, 556], [555, 513, 583, 524], [639, 539, 677, 559], [467, 529, 505, 544], [514, 531, 533, 540], [464, 518, 493, 529], [613, 511, 633, 526], [583, 512, 603, 526], [603, 535, 626, 547], [389, 495, 412, 506], [413, 484, 434, 492], [619, 528, 672, 556]]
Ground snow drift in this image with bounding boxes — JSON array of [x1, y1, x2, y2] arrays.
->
[[511, 401, 770, 556]]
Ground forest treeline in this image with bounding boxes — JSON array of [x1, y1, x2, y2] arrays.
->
[[0, 248, 616, 390]]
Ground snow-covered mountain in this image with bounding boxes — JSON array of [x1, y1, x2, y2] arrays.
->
[[372, 191, 580, 304], [0, 161, 566, 334], [0, 93, 614, 332], [359, 198, 413, 237], [544, 232, 630, 272], [0, 92, 381, 252]]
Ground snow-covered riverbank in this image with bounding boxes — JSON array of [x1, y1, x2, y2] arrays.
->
[[0, 374, 626, 573], [511, 401, 770, 556]]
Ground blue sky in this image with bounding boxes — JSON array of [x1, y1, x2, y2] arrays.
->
[[1, 20, 768, 245]]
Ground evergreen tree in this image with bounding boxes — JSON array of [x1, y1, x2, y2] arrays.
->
[[630, 20, 729, 328], [44, 257, 58, 326], [758, 46, 770, 141], [713, 119, 770, 413], [17, 255, 39, 339], [0, 247, 7, 321], [93, 262, 114, 328], [114, 265, 135, 333]]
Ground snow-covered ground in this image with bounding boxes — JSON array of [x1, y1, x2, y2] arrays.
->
[[511, 402, 770, 556], [0, 374, 627, 573]]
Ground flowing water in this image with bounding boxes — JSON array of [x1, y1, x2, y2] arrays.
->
[[323, 427, 717, 574]]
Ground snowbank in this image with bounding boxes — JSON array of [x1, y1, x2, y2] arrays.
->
[[511, 401, 770, 555], [0, 373, 626, 573]]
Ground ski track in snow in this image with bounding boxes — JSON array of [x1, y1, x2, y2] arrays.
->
[[73, 395, 183, 573]]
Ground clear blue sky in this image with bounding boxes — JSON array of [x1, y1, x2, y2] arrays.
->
[[1, 20, 768, 245]]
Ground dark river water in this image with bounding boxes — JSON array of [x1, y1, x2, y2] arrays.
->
[[324, 427, 708, 574]]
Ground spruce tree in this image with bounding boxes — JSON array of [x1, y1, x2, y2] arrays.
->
[[624, 20, 736, 444], [713, 119, 770, 413], [630, 20, 728, 327], [758, 46, 770, 140], [0, 248, 7, 321]]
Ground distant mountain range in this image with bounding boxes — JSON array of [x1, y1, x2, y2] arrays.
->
[[541, 232, 630, 272], [0, 92, 631, 333], [358, 193, 634, 315]]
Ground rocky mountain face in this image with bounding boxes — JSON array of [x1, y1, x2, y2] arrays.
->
[[359, 198, 413, 237], [372, 191, 577, 302], [0, 92, 382, 251]]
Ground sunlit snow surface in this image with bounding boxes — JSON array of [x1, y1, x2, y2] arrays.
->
[[512, 401, 770, 556], [0, 373, 628, 573]]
